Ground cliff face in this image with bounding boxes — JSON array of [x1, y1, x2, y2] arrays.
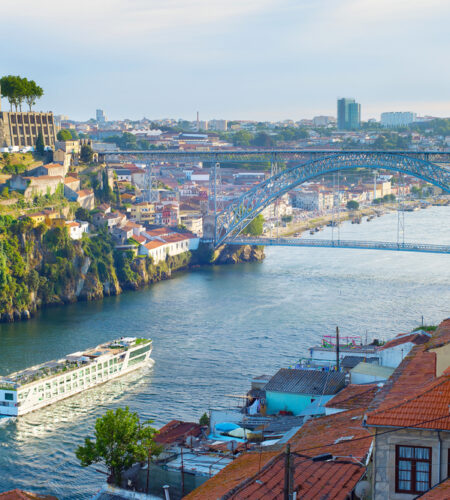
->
[[0, 219, 192, 322], [0, 218, 265, 323], [213, 244, 265, 265]]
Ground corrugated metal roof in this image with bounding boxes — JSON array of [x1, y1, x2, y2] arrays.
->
[[264, 368, 345, 395]]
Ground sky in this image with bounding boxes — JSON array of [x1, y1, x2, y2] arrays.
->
[[1, 0, 449, 122]]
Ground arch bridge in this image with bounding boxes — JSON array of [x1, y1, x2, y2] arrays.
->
[[104, 148, 450, 253], [208, 151, 450, 252]]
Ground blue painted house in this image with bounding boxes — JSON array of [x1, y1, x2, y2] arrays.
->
[[264, 368, 346, 416]]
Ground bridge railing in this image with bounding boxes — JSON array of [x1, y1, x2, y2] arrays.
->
[[226, 237, 450, 254]]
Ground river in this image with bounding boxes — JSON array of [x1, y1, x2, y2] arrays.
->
[[0, 206, 449, 498]]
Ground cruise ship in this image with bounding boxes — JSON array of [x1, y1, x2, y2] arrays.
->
[[0, 337, 153, 419]]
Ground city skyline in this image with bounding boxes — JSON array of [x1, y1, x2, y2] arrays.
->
[[1, 0, 450, 121]]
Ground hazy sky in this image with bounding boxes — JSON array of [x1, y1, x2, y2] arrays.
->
[[1, 0, 449, 121]]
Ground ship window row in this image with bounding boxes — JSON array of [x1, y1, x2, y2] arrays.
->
[[17, 362, 124, 399]]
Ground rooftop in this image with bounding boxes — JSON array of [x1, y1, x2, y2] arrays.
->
[[325, 384, 379, 410], [155, 420, 203, 445], [350, 362, 394, 378], [378, 331, 431, 350], [416, 477, 450, 498], [0, 491, 57, 500], [264, 368, 346, 396]]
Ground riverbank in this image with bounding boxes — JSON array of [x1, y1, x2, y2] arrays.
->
[[277, 199, 437, 237], [0, 217, 265, 323]]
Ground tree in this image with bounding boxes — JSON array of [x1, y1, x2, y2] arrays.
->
[[80, 144, 94, 163], [75, 207, 92, 222], [232, 130, 254, 147], [76, 407, 161, 486], [243, 214, 264, 236], [199, 412, 210, 426], [24, 79, 43, 111], [346, 200, 359, 210], [57, 129, 73, 141], [251, 132, 275, 148], [35, 131, 45, 156], [0, 75, 43, 111]]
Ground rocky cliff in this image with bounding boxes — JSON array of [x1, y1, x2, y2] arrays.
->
[[0, 217, 264, 323]]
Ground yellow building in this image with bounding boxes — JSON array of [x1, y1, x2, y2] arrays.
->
[[129, 202, 156, 224]]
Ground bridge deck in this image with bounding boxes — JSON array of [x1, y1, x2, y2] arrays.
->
[[227, 237, 450, 254]]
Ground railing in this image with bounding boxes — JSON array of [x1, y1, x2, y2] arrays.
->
[[226, 237, 450, 254]]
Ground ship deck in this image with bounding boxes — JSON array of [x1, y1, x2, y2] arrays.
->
[[0, 337, 151, 389]]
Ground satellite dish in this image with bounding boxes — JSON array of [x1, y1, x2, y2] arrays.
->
[[227, 440, 238, 453], [355, 481, 370, 499]]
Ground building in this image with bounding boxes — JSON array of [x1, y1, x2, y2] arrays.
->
[[208, 119, 228, 131], [180, 214, 203, 236], [129, 202, 156, 224], [381, 112, 416, 128], [367, 319, 450, 500], [138, 229, 199, 263], [186, 406, 373, 500], [65, 220, 88, 240], [10, 175, 63, 200], [0, 112, 57, 149], [313, 115, 336, 127], [291, 189, 334, 211], [263, 368, 346, 416], [96, 109, 107, 124], [337, 98, 361, 130]]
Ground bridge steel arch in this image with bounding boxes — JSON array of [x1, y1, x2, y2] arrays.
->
[[214, 152, 450, 247]]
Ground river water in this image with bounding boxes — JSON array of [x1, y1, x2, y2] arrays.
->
[[0, 207, 449, 498]]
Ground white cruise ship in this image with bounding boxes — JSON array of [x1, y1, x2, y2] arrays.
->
[[0, 337, 153, 418]]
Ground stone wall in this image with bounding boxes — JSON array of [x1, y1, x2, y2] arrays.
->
[[373, 427, 450, 499]]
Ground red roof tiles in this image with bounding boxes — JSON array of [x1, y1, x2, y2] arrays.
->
[[225, 454, 365, 500], [366, 375, 450, 430], [155, 420, 202, 445], [378, 331, 430, 350], [186, 409, 373, 500], [0, 490, 57, 500], [416, 477, 450, 498], [325, 384, 379, 410]]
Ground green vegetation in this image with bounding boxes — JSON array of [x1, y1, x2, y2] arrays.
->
[[242, 214, 264, 236], [413, 325, 437, 332], [346, 200, 359, 210], [199, 412, 210, 426], [0, 75, 43, 112], [373, 194, 396, 205], [80, 144, 94, 163], [35, 131, 45, 156], [76, 407, 161, 486]]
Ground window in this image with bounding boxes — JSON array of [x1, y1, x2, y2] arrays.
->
[[4, 393, 14, 401], [396, 445, 431, 494]]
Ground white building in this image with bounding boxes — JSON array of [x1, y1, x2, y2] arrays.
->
[[380, 112, 416, 128], [208, 119, 228, 131], [138, 229, 199, 264], [66, 220, 89, 240], [291, 190, 334, 211]]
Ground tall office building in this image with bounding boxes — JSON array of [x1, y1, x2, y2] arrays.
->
[[337, 98, 361, 130], [96, 109, 107, 124]]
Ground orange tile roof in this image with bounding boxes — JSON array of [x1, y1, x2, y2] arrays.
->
[[325, 384, 379, 410], [0, 490, 57, 500], [76, 189, 94, 197], [184, 451, 278, 500], [366, 374, 450, 430], [225, 453, 365, 500], [378, 331, 430, 350], [64, 176, 79, 184], [144, 240, 165, 250], [154, 420, 202, 445], [367, 319, 450, 419], [416, 477, 450, 498], [186, 409, 373, 500], [131, 234, 146, 244]]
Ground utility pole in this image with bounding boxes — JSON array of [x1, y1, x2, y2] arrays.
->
[[336, 326, 340, 372], [284, 444, 291, 500]]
